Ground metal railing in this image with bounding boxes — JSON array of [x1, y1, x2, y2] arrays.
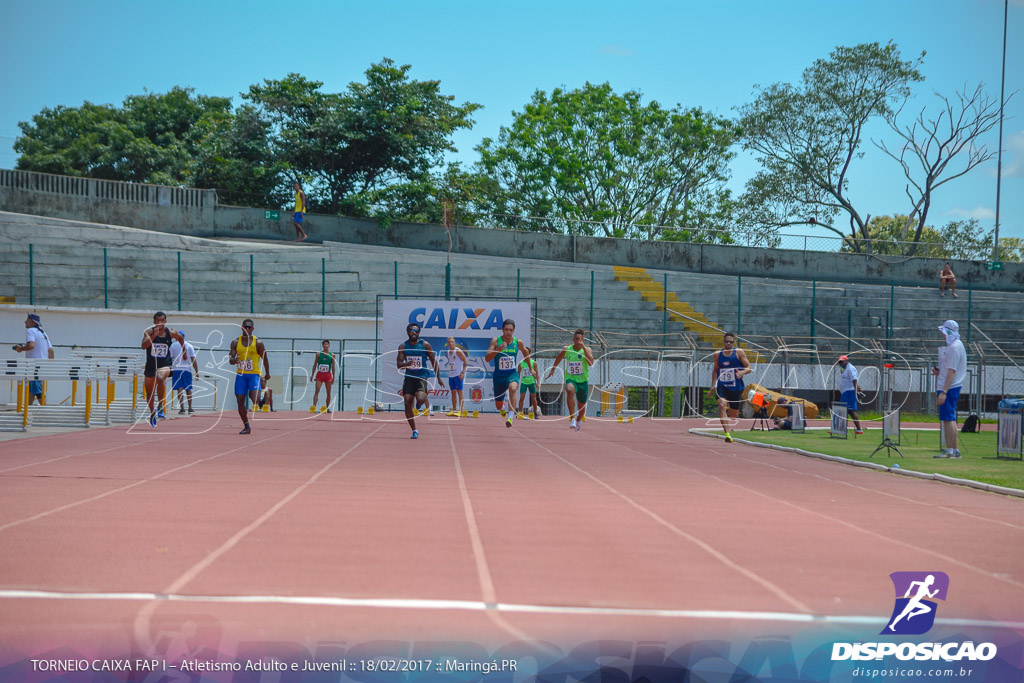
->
[[0, 168, 212, 208]]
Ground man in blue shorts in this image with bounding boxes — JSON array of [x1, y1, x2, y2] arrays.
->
[[397, 323, 442, 439], [934, 320, 967, 458], [712, 332, 751, 443], [485, 319, 529, 428], [837, 354, 864, 435], [229, 319, 270, 435]]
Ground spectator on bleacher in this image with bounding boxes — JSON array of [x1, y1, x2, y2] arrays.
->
[[13, 313, 54, 405], [939, 263, 957, 298], [293, 181, 308, 242]]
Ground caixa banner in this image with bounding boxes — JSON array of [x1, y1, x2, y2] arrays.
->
[[381, 300, 532, 407]]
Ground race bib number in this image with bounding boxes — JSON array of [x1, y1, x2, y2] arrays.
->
[[317, 364, 330, 374], [238, 359, 254, 372], [718, 368, 736, 384], [407, 356, 423, 370], [151, 343, 168, 358], [498, 355, 516, 371], [567, 361, 583, 376]]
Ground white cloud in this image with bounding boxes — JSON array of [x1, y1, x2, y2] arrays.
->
[[600, 44, 634, 57], [1001, 128, 1024, 178], [946, 205, 996, 220]]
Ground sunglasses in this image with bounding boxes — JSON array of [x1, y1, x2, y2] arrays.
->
[[408, 327, 420, 333], [242, 324, 254, 330]]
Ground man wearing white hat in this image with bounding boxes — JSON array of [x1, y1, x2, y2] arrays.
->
[[934, 320, 967, 458]]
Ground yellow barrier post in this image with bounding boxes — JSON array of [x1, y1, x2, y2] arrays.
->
[[85, 380, 92, 425], [41, 380, 47, 406], [71, 380, 77, 406], [16, 380, 23, 413], [106, 374, 115, 410], [23, 382, 29, 428], [132, 373, 138, 412]]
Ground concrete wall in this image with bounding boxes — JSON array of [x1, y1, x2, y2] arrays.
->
[[3, 168, 1022, 291]]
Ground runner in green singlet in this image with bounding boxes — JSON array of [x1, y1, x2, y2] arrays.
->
[[484, 319, 529, 428], [544, 328, 594, 432], [517, 353, 541, 419]]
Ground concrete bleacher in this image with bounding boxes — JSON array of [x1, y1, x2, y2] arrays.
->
[[2, 210, 1022, 361]]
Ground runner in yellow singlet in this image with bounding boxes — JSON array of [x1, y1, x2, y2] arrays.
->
[[229, 318, 270, 434]]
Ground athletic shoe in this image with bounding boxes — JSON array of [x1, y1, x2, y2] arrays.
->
[[724, 433, 734, 443], [518, 412, 528, 419], [325, 408, 331, 413], [411, 429, 419, 439], [149, 414, 157, 428], [157, 409, 165, 419], [188, 408, 195, 414], [855, 429, 864, 435], [569, 419, 577, 430], [239, 424, 251, 435], [934, 449, 952, 458], [445, 411, 458, 417], [949, 450, 961, 458], [574, 419, 582, 432], [178, 408, 187, 415], [500, 409, 507, 417]]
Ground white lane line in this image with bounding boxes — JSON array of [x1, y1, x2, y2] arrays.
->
[[132, 424, 385, 652], [447, 425, 543, 649], [640, 431, 1024, 590], [0, 434, 178, 474], [512, 429, 814, 615], [163, 425, 386, 595], [0, 427, 301, 533], [447, 426, 497, 606], [651, 430, 1024, 531], [4, 589, 1022, 630]]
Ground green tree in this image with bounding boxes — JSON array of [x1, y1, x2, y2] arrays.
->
[[739, 42, 1006, 256], [840, 214, 943, 255], [471, 82, 739, 240], [15, 87, 231, 185], [243, 60, 481, 215], [738, 42, 925, 252], [190, 104, 286, 208]]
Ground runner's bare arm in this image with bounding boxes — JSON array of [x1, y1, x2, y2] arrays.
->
[[737, 348, 752, 377], [544, 348, 567, 379], [484, 338, 499, 363], [258, 341, 271, 379]]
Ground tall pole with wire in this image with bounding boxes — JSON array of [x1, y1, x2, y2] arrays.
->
[[993, 0, 1008, 261]]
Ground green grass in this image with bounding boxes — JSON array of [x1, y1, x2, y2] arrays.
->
[[726, 428, 1024, 491], [853, 411, 997, 424]]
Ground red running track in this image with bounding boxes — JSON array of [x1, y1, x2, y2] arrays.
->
[[1, 411, 1022, 658]]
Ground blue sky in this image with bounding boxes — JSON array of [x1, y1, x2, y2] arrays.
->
[[1, 0, 1021, 241]]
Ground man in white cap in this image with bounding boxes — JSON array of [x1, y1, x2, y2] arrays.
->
[[934, 320, 967, 458], [13, 313, 54, 405], [837, 354, 864, 435]]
